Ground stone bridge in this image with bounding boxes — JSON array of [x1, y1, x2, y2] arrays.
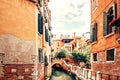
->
[[52, 59, 72, 71], [52, 59, 120, 80]]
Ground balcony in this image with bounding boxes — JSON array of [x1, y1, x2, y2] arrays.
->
[[109, 18, 120, 43]]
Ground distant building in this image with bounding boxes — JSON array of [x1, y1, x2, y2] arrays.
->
[[91, 0, 120, 79], [75, 36, 90, 53], [52, 33, 90, 55]]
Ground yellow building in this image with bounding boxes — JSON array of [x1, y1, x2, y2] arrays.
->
[[0, 0, 52, 80]]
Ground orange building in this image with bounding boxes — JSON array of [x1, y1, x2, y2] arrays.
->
[[52, 34, 76, 54], [52, 33, 90, 55], [0, 0, 52, 80], [91, 0, 120, 79]]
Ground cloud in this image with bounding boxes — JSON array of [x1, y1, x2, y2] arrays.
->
[[49, 0, 90, 36]]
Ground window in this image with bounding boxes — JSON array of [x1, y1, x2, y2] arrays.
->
[[64, 40, 70, 43], [45, 27, 49, 42], [106, 48, 115, 61], [93, 53, 97, 61], [38, 48, 43, 63], [103, 3, 116, 36], [57, 42, 59, 46], [92, 0, 98, 11], [43, 7, 48, 23], [91, 23, 97, 43], [38, 14, 43, 34], [49, 36, 51, 46]]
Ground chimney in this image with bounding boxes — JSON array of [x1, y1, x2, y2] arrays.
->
[[73, 32, 76, 40]]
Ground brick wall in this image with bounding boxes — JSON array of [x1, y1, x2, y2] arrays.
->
[[92, 47, 120, 79], [3, 64, 33, 80], [91, 0, 120, 79], [38, 64, 44, 80]]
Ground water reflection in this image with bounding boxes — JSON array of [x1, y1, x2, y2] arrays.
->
[[50, 68, 76, 80]]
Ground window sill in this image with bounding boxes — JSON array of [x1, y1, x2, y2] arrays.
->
[[104, 32, 115, 38], [92, 61, 98, 63], [106, 61, 115, 63], [91, 41, 97, 45]]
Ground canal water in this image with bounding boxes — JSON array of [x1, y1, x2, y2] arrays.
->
[[50, 68, 76, 80]]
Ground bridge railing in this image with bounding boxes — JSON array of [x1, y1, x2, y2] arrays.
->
[[53, 60, 120, 80], [70, 65, 120, 80]]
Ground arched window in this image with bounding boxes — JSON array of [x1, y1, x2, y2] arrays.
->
[[103, 3, 116, 36]]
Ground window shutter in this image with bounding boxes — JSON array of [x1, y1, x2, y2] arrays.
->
[[93, 27, 95, 41], [90, 25, 94, 43], [49, 36, 51, 46], [38, 48, 43, 62], [103, 12, 108, 36], [38, 14, 43, 34], [45, 27, 49, 42], [95, 23, 97, 41]]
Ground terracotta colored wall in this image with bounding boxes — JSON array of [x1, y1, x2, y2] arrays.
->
[[0, 0, 38, 79], [91, 0, 120, 53], [91, 0, 120, 78], [38, 64, 44, 80], [52, 40, 64, 53], [0, 0, 37, 42]]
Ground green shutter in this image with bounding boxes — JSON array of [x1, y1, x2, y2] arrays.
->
[[38, 48, 43, 62], [38, 14, 43, 34], [45, 27, 49, 42], [49, 36, 51, 46], [95, 23, 97, 41], [90, 25, 94, 43], [93, 27, 95, 42], [103, 12, 108, 36]]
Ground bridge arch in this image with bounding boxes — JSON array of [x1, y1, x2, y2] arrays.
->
[[52, 63, 63, 69], [52, 60, 72, 70]]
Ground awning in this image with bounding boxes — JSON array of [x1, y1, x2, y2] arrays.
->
[[109, 18, 120, 27]]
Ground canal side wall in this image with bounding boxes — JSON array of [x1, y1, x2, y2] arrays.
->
[[91, 0, 120, 78], [0, 0, 38, 79]]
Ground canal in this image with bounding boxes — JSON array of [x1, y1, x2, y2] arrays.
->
[[50, 68, 76, 80]]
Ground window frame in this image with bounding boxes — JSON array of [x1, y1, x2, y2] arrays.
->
[[93, 53, 98, 61], [106, 48, 115, 62], [103, 3, 116, 36], [45, 27, 49, 42], [92, 0, 98, 12], [90, 22, 98, 43]]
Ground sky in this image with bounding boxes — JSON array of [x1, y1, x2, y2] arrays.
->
[[48, 0, 91, 39]]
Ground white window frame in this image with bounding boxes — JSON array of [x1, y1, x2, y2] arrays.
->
[[105, 48, 116, 62], [92, 0, 98, 12]]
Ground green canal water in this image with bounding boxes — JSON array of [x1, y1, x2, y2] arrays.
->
[[50, 68, 76, 80]]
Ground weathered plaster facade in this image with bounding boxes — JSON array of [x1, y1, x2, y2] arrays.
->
[[0, 34, 36, 64], [0, 0, 39, 79]]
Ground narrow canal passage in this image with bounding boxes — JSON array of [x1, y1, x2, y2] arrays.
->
[[50, 68, 76, 80]]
